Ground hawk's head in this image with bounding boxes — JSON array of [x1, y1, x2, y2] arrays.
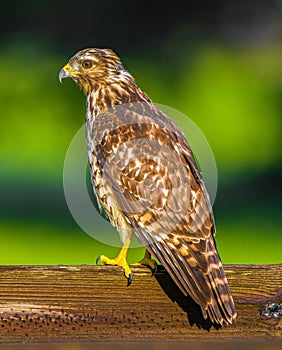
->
[[59, 48, 130, 94]]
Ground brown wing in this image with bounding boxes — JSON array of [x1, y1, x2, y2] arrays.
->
[[93, 101, 236, 325]]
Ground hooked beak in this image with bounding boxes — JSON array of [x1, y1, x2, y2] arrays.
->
[[58, 63, 71, 83]]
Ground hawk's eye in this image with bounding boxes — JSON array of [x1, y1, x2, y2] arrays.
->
[[82, 60, 93, 69]]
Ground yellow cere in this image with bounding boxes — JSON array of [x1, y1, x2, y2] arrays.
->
[[63, 63, 81, 76], [63, 63, 70, 70]]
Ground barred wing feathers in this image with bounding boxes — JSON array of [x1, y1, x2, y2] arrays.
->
[[93, 102, 236, 325]]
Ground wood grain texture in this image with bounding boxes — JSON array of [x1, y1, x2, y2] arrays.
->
[[0, 264, 281, 343]]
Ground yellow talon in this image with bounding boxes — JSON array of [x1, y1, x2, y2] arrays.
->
[[96, 237, 132, 285], [96, 254, 132, 283], [134, 250, 157, 275]]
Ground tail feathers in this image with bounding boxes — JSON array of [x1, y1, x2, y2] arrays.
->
[[205, 238, 237, 324], [140, 231, 236, 325]]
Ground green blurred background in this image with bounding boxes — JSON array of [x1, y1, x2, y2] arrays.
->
[[0, 0, 281, 265]]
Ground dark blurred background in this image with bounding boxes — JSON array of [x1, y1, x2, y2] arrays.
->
[[0, 0, 281, 264]]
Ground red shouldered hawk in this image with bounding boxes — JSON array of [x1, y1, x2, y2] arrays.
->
[[59, 48, 236, 325]]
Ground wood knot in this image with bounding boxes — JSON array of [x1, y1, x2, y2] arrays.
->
[[261, 303, 282, 319], [261, 288, 282, 319]]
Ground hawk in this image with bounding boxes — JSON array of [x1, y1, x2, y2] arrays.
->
[[59, 48, 236, 325]]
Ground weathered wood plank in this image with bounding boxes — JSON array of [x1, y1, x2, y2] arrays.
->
[[0, 264, 281, 343]]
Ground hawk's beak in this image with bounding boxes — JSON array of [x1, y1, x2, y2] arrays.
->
[[59, 63, 71, 83]]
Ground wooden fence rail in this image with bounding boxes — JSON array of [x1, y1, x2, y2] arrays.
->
[[0, 264, 281, 344]]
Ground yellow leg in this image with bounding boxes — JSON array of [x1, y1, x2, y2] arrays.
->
[[134, 250, 157, 275], [96, 237, 132, 285]]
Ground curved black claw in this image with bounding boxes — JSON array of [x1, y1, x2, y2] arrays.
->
[[96, 256, 101, 265], [151, 261, 158, 276], [127, 273, 133, 286]]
